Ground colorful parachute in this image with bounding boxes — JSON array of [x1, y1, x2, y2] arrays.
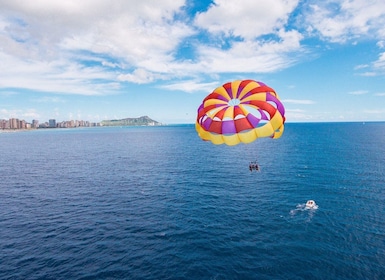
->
[[196, 80, 285, 146]]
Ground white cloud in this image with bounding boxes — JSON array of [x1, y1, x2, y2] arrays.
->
[[356, 52, 385, 76], [33, 96, 67, 103], [2, 0, 384, 102], [348, 90, 368, 95], [194, 0, 299, 39], [0, 0, 306, 93], [373, 52, 385, 70], [191, 0, 304, 73], [354, 64, 369, 70], [0, 0, 192, 92], [118, 69, 160, 84], [377, 41, 385, 48], [360, 71, 377, 77], [305, 0, 385, 43], [196, 29, 304, 74], [159, 80, 219, 93], [0, 52, 118, 95], [0, 108, 40, 119], [363, 109, 385, 114], [285, 108, 314, 121]]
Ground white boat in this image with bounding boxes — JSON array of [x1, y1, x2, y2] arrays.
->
[[305, 200, 317, 209]]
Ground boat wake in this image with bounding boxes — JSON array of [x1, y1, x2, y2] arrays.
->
[[289, 200, 319, 222]]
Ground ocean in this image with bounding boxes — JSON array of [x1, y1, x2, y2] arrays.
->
[[1, 122, 384, 279]]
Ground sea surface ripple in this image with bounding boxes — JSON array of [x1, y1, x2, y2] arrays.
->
[[1, 123, 385, 279]]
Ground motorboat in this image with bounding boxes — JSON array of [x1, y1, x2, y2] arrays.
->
[[305, 200, 317, 209]]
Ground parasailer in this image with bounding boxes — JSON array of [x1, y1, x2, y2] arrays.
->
[[195, 79, 285, 171], [195, 79, 285, 146], [249, 160, 260, 172]]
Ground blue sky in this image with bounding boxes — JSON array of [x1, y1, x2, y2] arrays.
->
[[1, 0, 385, 124]]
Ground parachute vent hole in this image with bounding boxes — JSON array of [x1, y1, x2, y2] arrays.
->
[[228, 98, 241, 106]]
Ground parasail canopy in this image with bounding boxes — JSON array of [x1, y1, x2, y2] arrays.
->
[[195, 79, 285, 146]]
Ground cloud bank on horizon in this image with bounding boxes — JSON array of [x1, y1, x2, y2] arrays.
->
[[1, 0, 385, 123]]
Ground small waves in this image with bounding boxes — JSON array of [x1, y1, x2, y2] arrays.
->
[[1, 125, 385, 279]]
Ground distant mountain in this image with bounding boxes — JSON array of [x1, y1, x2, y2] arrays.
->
[[101, 116, 161, 126]]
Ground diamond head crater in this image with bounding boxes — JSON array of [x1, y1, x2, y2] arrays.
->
[[101, 116, 161, 126]]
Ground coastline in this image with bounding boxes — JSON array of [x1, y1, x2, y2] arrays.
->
[[0, 129, 36, 133]]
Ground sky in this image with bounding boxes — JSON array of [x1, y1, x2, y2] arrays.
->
[[1, 0, 385, 124]]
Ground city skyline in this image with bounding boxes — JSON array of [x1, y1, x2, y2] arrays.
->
[[0, 115, 161, 130], [1, 1, 385, 124], [0, 117, 100, 130]]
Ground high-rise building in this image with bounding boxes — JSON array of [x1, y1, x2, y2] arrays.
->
[[32, 120, 39, 128], [10, 118, 19, 129], [0, 119, 9, 129], [49, 119, 56, 128]]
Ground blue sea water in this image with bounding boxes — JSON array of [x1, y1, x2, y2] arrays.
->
[[1, 123, 385, 280]]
